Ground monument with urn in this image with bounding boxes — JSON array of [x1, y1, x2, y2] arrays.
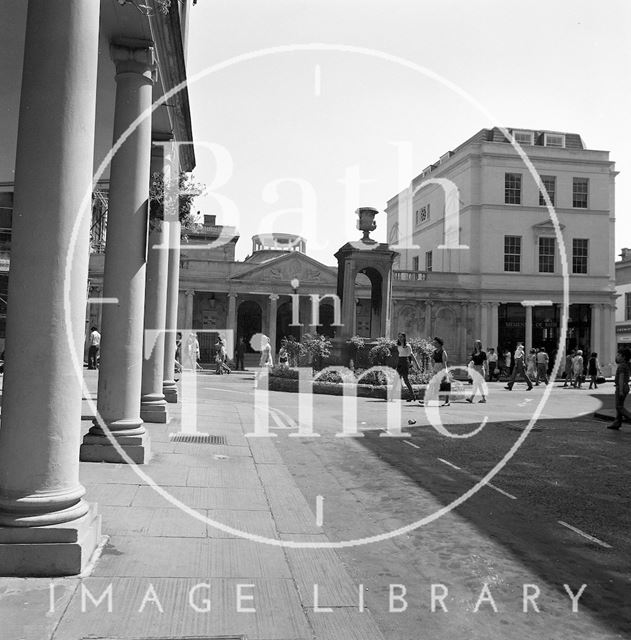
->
[[331, 207, 399, 364]]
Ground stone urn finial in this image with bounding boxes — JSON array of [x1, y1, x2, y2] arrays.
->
[[356, 207, 378, 243]]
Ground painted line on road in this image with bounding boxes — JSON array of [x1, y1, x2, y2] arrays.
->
[[316, 495, 324, 526], [403, 439, 420, 449], [486, 482, 517, 500], [437, 458, 461, 471], [557, 520, 612, 549]]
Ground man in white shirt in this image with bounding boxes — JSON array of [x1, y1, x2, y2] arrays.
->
[[88, 326, 100, 370], [505, 342, 533, 391]]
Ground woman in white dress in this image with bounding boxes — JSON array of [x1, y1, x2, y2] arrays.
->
[[259, 335, 273, 368]]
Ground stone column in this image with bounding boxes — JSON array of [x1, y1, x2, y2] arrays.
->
[[227, 292, 237, 337], [459, 302, 468, 363], [525, 305, 533, 353], [184, 289, 195, 329], [340, 261, 356, 338], [163, 220, 181, 403], [480, 302, 489, 349], [590, 303, 601, 360], [269, 294, 279, 355], [424, 301, 433, 337], [490, 302, 499, 350], [140, 221, 169, 423], [0, 0, 101, 575], [81, 43, 155, 465]]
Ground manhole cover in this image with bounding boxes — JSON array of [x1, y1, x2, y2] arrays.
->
[[169, 433, 227, 445]]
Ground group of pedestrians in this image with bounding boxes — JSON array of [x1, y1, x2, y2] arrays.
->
[[562, 349, 602, 389]]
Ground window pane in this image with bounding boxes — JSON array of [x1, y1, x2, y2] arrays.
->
[[573, 178, 588, 208], [572, 238, 588, 273], [425, 250, 432, 272], [504, 235, 521, 272], [626, 293, 631, 321], [538, 237, 555, 273], [505, 173, 521, 204], [539, 176, 556, 206]]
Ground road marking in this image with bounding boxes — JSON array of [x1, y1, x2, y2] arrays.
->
[[487, 482, 517, 500], [557, 520, 612, 549], [316, 495, 324, 526], [403, 440, 420, 449], [437, 458, 461, 470]]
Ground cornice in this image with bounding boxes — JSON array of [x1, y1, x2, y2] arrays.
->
[[148, 1, 195, 171]]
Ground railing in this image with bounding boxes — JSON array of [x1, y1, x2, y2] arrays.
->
[[393, 270, 427, 281]]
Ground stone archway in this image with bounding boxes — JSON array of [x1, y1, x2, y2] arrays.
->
[[357, 266, 383, 338], [237, 300, 262, 351]]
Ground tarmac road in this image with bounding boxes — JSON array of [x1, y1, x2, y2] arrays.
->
[[217, 372, 631, 639]]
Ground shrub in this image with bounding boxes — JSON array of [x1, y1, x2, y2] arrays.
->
[[301, 333, 332, 372], [368, 337, 396, 366], [269, 365, 298, 379]]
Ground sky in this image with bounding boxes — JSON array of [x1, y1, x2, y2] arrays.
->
[[185, 0, 631, 266]]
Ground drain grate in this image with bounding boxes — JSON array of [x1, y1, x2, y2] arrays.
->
[[169, 433, 227, 445]]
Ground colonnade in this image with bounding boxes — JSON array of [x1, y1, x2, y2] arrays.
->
[[0, 2, 184, 575]]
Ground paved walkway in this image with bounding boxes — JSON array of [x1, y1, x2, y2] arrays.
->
[[0, 370, 625, 640]]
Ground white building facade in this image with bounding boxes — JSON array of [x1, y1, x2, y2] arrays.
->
[[386, 127, 618, 371]]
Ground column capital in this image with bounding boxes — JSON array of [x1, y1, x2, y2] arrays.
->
[[110, 42, 156, 81], [184, 289, 195, 297], [269, 293, 279, 302], [228, 292, 238, 299]]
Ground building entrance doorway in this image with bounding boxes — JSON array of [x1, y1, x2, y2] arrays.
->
[[237, 300, 262, 351]]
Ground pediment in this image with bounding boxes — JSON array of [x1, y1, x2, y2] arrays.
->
[[532, 220, 565, 232], [230, 252, 338, 286]]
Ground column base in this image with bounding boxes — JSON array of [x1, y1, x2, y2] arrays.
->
[[140, 393, 168, 423], [163, 379, 178, 403], [80, 432, 151, 464], [0, 504, 102, 577]]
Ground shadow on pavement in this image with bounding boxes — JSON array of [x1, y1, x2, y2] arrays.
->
[[355, 415, 631, 637]]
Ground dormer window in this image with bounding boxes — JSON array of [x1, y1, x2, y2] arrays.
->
[[544, 132, 565, 148], [512, 130, 534, 146]]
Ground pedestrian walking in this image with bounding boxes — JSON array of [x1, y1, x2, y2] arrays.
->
[[87, 326, 100, 369], [535, 347, 549, 385], [431, 336, 451, 406], [487, 347, 499, 381], [526, 348, 537, 381], [505, 342, 533, 390], [607, 348, 631, 430], [174, 331, 182, 375], [466, 340, 488, 403], [587, 352, 601, 389], [396, 332, 420, 402], [235, 337, 246, 371], [259, 334, 273, 368], [184, 332, 201, 370], [278, 339, 289, 368], [501, 348, 512, 379], [572, 350, 584, 388], [215, 337, 231, 374], [562, 349, 575, 387]]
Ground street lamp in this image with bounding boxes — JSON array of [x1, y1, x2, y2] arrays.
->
[[290, 278, 300, 294]]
